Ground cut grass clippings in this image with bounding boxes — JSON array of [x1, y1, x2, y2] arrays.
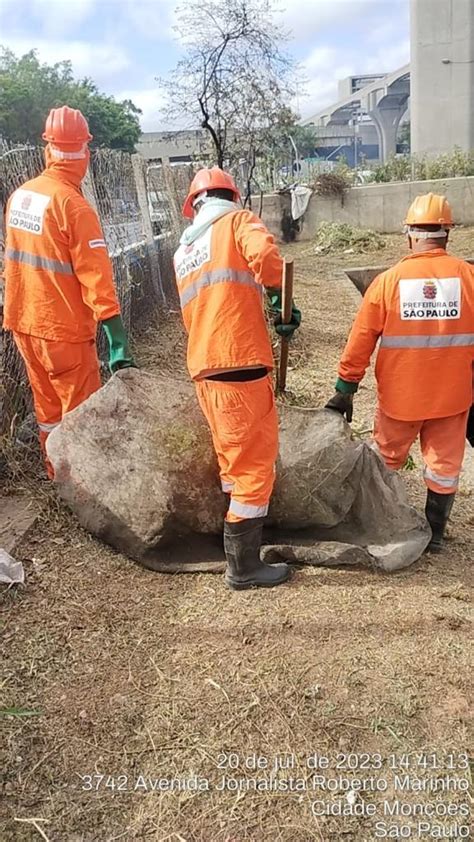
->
[[313, 220, 386, 255]]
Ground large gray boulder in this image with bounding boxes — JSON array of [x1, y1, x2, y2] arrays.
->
[[47, 369, 430, 572]]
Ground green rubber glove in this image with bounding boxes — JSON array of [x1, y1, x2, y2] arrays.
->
[[267, 289, 301, 339], [102, 315, 136, 373]]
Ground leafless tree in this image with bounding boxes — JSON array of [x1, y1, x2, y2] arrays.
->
[[160, 0, 299, 201]]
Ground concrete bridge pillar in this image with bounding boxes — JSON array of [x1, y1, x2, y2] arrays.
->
[[368, 105, 403, 162], [363, 87, 408, 162]]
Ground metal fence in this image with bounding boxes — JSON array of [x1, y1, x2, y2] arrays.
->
[[0, 142, 194, 458]]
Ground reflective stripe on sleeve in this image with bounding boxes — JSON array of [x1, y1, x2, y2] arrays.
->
[[380, 334, 474, 349], [228, 500, 269, 518], [221, 481, 234, 492], [180, 269, 262, 308], [38, 420, 61, 433], [6, 248, 73, 275], [423, 466, 459, 489]]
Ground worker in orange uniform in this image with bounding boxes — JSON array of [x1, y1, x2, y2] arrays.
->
[[174, 167, 301, 589], [326, 193, 474, 552], [3, 106, 134, 478]]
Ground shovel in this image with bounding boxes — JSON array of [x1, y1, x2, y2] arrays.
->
[[277, 257, 294, 393]]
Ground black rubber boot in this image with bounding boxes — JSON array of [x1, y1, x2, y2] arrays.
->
[[224, 518, 290, 590], [467, 405, 474, 447], [425, 490, 455, 553]]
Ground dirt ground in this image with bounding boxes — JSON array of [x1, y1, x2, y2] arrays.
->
[[1, 228, 473, 842]]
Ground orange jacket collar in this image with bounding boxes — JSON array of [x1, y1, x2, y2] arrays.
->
[[401, 248, 447, 262]]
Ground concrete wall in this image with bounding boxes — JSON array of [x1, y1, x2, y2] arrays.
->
[[259, 176, 474, 240], [411, 0, 474, 155]]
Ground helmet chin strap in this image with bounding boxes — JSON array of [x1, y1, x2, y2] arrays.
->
[[192, 190, 209, 210]]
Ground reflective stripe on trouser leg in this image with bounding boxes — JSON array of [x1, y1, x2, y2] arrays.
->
[[37, 420, 61, 433], [228, 500, 269, 518], [423, 467, 458, 490], [194, 375, 278, 521], [419, 412, 469, 494]]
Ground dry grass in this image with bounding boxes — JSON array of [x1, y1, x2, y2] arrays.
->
[[312, 222, 385, 255], [1, 229, 473, 841]]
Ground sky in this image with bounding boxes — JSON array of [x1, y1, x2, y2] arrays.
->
[[0, 0, 410, 132]]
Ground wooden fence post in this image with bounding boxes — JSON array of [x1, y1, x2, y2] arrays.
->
[[131, 153, 165, 302]]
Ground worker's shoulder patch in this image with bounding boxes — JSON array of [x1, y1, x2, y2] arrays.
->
[[8, 189, 51, 236], [89, 239, 107, 249]]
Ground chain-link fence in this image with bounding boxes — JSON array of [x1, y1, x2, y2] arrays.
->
[[0, 142, 194, 468]]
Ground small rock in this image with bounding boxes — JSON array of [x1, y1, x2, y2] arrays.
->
[[0, 549, 24, 585], [304, 685, 323, 700]]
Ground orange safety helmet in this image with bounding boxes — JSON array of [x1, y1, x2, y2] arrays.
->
[[404, 193, 454, 228], [182, 166, 240, 218], [43, 105, 93, 147]]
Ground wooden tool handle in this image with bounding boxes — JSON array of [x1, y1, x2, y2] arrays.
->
[[281, 258, 294, 324], [277, 258, 294, 393]]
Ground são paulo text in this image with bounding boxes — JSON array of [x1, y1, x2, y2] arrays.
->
[[402, 308, 459, 318]]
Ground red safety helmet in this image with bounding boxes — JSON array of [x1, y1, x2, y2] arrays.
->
[[43, 106, 93, 147], [182, 167, 240, 218]]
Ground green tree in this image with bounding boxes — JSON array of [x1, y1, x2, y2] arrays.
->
[[0, 48, 142, 151], [288, 123, 319, 159], [397, 119, 410, 150]]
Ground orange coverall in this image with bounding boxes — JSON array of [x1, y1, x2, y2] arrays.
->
[[174, 210, 282, 521], [3, 146, 120, 476], [339, 249, 474, 493]]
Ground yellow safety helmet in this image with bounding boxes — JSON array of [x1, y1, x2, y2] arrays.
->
[[404, 193, 454, 228]]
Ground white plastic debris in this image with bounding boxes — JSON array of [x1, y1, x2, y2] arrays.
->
[[290, 184, 312, 220], [0, 549, 25, 585]]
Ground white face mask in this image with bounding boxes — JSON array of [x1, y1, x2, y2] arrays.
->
[[405, 226, 448, 239], [49, 143, 88, 160]]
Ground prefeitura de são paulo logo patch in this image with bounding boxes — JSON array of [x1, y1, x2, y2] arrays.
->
[[21, 195, 32, 211], [423, 280, 437, 300]]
